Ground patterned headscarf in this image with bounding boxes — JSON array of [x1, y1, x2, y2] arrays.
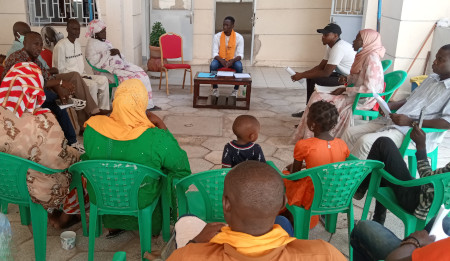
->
[[0, 62, 49, 118], [84, 79, 155, 141], [85, 19, 106, 38], [350, 29, 386, 74]]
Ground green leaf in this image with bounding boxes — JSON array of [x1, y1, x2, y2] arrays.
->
[[150, 21, 166, 47]]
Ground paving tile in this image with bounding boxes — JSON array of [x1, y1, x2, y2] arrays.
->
[[329, 228, 350, 258], [272, 148, 294, 163], [204, 151, 223, 165], [165, 115, 222, 136], [189, 158, 214, 174], [266, 136, 296, 149], [259, 143, 278, 157], [201, 137, 232, 151], [180, 145, 210, 158], [9, 222, 32, 249], [174, 135, 208, 145]]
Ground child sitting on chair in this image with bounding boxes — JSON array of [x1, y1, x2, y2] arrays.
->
[[221, 115, 266, 168], [283, 101, 350, 228]]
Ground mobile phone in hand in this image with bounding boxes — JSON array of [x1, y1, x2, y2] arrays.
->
[[418, 108, 425, 128]]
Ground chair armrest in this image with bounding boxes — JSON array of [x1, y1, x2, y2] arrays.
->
[[378, 169, 450, 187], [399, 128, 448, 156], [346, 154, 359, 160]]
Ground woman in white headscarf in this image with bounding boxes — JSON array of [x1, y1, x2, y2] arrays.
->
[[85, 20, 160, 110]]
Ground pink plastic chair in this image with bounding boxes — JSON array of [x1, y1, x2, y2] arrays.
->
[[159, 33, 193, 95]]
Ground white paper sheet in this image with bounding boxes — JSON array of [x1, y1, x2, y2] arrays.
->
[[234, 73, 251, 79], [373, 93, 391, 118], [217, 71, 234, 77], [285, 67, 296, 76], [314, 84, 344, 94], [430, 205, 450, 241]]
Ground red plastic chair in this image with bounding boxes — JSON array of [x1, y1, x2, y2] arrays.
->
[[40, 49, 53, 68], [158, 33, 192, 95]]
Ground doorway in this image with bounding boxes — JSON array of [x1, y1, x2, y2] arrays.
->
[[148, 0, 194, 61], [215, 0, 254, 62]]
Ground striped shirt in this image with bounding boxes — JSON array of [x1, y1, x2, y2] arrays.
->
[[221, 141, 265, 168], [414, 149, 450, 220], [377, 73, 450, 152]]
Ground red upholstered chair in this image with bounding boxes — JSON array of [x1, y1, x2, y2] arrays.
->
[[158, 33, 192, 95], [40, 49, 53, 68]]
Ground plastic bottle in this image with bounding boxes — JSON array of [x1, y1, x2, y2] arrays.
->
[[0, 213, 12, 260]]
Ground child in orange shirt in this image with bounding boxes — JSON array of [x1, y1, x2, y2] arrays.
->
[[283, 101, 350, 228]]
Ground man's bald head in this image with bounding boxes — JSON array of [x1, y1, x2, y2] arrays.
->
[[223, 161, 285, 235], [13, 21, 31, 40]]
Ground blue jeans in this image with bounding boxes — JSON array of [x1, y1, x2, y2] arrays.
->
[[42, 89, 77, 145], [351, 218, 450, 261], [210, 59, 243, 90]]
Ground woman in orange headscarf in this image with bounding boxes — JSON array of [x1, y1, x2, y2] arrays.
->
[[83, 79, 191, 238], [293, 29, 385, 143]]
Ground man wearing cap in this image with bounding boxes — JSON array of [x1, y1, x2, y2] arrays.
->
[[291, 23, 356, 118]]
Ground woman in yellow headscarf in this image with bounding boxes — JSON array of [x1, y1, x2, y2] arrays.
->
[[83, 79, 191, 238]]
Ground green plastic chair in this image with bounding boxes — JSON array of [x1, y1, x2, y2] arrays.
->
[[0, 152, 79, 261], [112, 251, 126, 261], [69, 160, 170, 261], [176, 168, 230, 223], [352, 70, 407, 121], [86, 58, 119, 97], [279, 159, 384, 260], [399, 127, 447, 176], [381, 60, 392, 72], [361, 167, 450, 238]]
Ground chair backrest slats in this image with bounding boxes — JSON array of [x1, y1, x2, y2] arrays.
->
[[69, 160, 166, 214], [176, 169, 229, 222]]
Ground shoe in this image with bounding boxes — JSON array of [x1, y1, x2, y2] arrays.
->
[[70, 142, 85, 154], [105, 229, 126, 239], [230, 90, 238, 97], [291, 111, 304, 118], [212, 89, 219, 97], [353, 189, 366, 200], [148, 105, 161, 111]]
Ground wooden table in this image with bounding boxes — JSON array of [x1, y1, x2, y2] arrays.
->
[[193, 72, 252, 110]]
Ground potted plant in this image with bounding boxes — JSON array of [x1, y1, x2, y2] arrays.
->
[[148, 21, 167, 72]]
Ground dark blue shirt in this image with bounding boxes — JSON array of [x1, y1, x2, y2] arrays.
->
[[221, 141, 266, 168]]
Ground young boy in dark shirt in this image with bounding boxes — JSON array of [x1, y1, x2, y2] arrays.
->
[[221, 115, 266, 168]]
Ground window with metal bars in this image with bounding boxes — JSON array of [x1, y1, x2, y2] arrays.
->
[[26, 0, 99, 26]]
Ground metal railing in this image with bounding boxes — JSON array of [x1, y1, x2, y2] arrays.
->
[[26, 0, 99, 26], [331, 0, 364, 16]]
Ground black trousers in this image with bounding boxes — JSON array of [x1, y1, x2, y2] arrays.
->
[[305, 72, 342, 104], [359, 137, 421, 219]]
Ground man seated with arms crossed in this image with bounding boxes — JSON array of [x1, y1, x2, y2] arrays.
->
[[53, 19, 110, 111], [165, 161, 346, 261], [343, 44, 450, 160], [291, 23, 355, 118], [210, 16, 244, 98]]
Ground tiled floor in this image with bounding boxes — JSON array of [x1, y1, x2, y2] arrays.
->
[[6, 65, 450, 260]]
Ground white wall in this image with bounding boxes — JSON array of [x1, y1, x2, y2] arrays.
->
[[252, 0, 332, 67], [380, 0, 450, 98], [0, 0, 143, 67]]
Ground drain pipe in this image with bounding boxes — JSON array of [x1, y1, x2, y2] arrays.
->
[[377, 0, 382, 32]]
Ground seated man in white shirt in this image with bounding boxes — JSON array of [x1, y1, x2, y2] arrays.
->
[[210, 16, 244, 97], [343, 44, 450, 160], [291, 23, 356, 118], [53, 19, 110, 110]]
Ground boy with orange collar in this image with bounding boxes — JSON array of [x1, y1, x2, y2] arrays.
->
[[210, 16, 244, 97]]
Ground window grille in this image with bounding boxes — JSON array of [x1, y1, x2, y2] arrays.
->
[[331, 0, 364, 16], [26, 0, 99, 26]]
